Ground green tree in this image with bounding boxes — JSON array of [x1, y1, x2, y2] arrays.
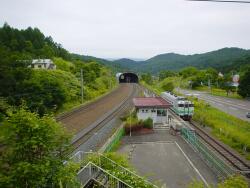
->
[[141, 73, 153, 84], [180, 67, 198, 78], [159, 70, 176, 81], [238, 69, 250, 98], [160, 80, 174, 91], [0, 108, 79, 187]]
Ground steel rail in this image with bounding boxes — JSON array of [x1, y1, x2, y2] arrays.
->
[[71, 84, 139, 150], [189, 120, 250, 175], [140, 84, 250, 176]]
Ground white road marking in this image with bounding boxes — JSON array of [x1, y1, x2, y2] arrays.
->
[[175, 142, 209, 187], [229, 107, 238, 110]]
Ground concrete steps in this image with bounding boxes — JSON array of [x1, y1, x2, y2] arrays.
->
[[153, 123, 170, 131]]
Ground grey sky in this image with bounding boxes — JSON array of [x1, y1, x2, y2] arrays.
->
[[1, 0, 250, 59]]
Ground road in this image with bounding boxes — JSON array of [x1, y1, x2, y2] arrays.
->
[[178, 89, 250, 122]]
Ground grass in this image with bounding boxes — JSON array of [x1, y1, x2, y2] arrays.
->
[[192, 98, 250, 160], [195, 86, 242, 99]]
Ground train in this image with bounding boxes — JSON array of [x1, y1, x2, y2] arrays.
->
[[161, 91, 194, 120]]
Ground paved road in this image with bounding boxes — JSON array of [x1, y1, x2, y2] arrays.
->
[[178, 89, 250, 122]]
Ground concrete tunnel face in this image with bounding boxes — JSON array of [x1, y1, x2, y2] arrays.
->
[[119, 72, 139, 83]]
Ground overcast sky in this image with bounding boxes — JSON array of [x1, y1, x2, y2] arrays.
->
[[1, 0, 250, 59]]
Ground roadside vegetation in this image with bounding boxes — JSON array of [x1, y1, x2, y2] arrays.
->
[[193, 99, 250, 160], [188, 175, 248, 188]]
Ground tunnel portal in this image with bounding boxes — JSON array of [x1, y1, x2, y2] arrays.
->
[[118, 72, 139, 83]]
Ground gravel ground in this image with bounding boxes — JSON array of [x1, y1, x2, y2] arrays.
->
[[59, 84, 132, 133]]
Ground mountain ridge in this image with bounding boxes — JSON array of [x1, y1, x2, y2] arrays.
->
[[72, 47, 250, 74]]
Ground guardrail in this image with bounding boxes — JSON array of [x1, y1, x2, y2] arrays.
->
[[181, 127, 235, 179]]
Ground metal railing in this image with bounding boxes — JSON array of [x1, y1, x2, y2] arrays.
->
[[78, 161, 132, 188], [84, 152, 158, 188], [181, 128, 235, 178]]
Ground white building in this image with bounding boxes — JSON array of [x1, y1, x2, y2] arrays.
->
[[30, 59, 56, 70], [133, 97, 172, 125]]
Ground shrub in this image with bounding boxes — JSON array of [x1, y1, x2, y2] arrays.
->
[[218, 175, 248, 188], [143, 118, 153, 129]]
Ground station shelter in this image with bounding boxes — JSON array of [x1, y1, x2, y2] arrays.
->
[[133, 97, 172, 125]]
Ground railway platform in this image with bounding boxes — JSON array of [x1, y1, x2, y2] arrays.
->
[[117, 130, 218, 188]]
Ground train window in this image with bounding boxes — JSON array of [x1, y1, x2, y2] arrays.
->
[[189, 104, 194, 107], [142, 109, 144, 112], [178, 104, 184, 107]]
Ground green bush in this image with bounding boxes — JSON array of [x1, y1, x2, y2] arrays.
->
[[218, 175, 248, 188], [143, 118, 153, 129]]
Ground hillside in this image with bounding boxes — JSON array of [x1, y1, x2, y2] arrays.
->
[[101, 48, 250, 74], [145, 48, 250, 73], [0, 24, 116, 117]]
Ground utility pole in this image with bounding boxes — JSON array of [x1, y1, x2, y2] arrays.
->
[[81, 69, 83, 104], [130, 110, 132, 137]]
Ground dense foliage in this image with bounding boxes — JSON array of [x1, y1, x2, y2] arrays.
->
[[0, 108, 79, 187], [238, 69, 250, 98], [0, 23, 71, 60], [0, 24, 116, 117]]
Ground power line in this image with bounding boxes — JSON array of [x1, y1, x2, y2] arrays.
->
[[187, 0, 250, 3]]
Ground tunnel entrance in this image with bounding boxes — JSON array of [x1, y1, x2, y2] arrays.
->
[[119, 72, 139, 83]]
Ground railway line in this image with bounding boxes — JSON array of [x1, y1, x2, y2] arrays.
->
[[141, 85, 250, 178], [189, 120, 250, 176], [168, 106, 250, 177], [58, 83, 141, 151], [57, 84, 133, 133]]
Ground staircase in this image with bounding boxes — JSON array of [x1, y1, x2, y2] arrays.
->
[[78, 162, 132, 188], [77, 152, 158, 188], [153, 123, 170, 131]]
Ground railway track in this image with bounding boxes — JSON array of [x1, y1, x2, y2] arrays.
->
[[140, 85, 250, 179], [70, 83, 140, 150], [189, 120, 250, 176]]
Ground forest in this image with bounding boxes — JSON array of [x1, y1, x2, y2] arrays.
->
[[0, 23, 115, 119]]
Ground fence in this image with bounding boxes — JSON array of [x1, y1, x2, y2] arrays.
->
[[99, 124, 125, 153], [181, 128, 235, 179]]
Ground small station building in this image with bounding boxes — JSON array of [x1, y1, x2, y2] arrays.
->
[[133, 97, 172, 126]]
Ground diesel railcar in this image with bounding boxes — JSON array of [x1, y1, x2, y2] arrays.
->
[[161, 91, 194, 120]]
